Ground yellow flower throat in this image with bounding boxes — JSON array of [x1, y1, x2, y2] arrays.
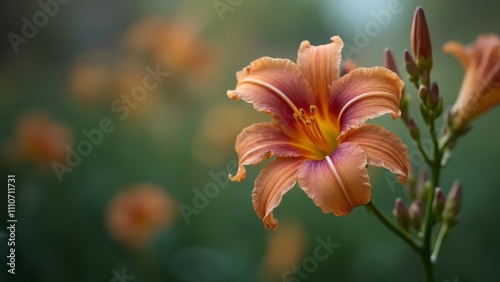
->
[[293, 105, 338, 160]]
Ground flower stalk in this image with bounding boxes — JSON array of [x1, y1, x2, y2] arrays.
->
[[366, 6, 468, 282]]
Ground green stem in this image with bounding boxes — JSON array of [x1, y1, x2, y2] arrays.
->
[[365, 201, 421, 252], [431, 224, 448, 263], [438, 131, 453, 150], [420, 109, 441, 282], [415, 138, 433, 166], [420, 251, 435, 282]]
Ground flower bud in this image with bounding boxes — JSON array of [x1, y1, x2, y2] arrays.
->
[[443, 180, 462, 226], [404, 49, 420, 85], [420, 103, 431, 125], [435, 97, 443, 117], [411, 7, 433, 71], [400, 93, 411, 126], [429, 81, 439, 98], [423, 181, 433, 202], [432, 187, 445, 217], [392, 198, 410, 232], [409, 199, 424, 230], [384, 48, 400, 75], [385, 48, 410, 125], [415, 167, 428, 199], [409, 118, 420, 140], [418, 85, 428, 101], [427, 82, 439, 109]]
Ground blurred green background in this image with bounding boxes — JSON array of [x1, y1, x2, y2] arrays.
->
[[1, 0, 499, 281]]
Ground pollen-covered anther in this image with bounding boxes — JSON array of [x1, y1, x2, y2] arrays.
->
[[294, 105, 318, 125], [293, 105, 331, 152], [310, 105, 317, 114]]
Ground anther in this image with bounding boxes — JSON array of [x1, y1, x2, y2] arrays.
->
[[310, 105, 317, 114]]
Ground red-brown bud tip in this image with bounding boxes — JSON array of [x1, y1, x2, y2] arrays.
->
[[427, 82, 440, 109], [418, 85, 428, 101], [443, 180, 462, 226], [384, 48, 400, 76], [404, 49, 420, 83], [409, 118, 420, 140], [392, 198, 410, 231], [409, 199, 425, 230], [411, 7, 433, 70], [433, 187, 445, 217], [416, 167, 429, 200]]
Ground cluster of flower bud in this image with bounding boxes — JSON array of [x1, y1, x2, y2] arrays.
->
[[393, 167, 462, 233]]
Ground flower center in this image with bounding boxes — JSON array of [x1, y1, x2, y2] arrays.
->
[[293, 105, 338, 160]]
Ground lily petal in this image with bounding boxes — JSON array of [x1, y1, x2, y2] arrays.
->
[[252, 157, 304, 230], [445, 35, 500, 126], [340, 124, 410, 184], [297, 36, 343, 107], [297, 143, 371, 216], [443, 41, 469, 68], [471, 35, 500, 75], [227, 57, 314, 133], [330, 67, 404, 136], [230, 122, 306, 182]]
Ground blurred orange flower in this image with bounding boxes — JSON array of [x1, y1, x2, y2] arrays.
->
[[262, 222, 307, 279], [5, 112, 73, 167], [68, 50, 113, 105], [228, 36, 410, 230], [444, 34, 500, 130], [106, 183, 177, 249], [122, 17, 210, 75]]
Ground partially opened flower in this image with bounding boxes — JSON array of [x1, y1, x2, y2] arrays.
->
[[228, 36, 410, 230], [444, 34, 500, 130]]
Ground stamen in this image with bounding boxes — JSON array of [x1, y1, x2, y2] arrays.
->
[[300, 108, 307, 122], [292, 105, 333, 155], [310, 105, 317, 115], [310, 116, 328, 144]]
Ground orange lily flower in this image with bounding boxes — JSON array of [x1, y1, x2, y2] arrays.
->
[[444, 34, 500, 130], [228, 36, 410, 230]]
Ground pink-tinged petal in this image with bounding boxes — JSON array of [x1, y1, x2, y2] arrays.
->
[[227, 57, 314, 133], [329, 67, 404, 136], [443, 41, 469, 68], [297, 143, 371, 216], [470, 35, 500, 75], [252, 157, 304, 230], [340, 124, 410, 184], [297, 36, 343, 106], [230, 122, 307, 182]]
